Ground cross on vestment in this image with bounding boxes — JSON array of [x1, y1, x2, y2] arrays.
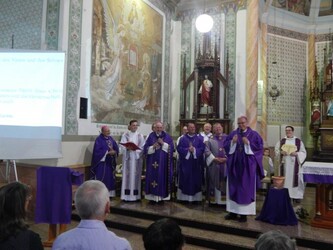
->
[[151, 181, 158, 188], [152, 161, 159, 169]]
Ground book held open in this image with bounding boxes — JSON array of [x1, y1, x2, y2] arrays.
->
[[120, 142, 141, 150]]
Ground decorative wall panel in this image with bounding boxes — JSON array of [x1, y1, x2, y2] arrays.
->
[[267, 34, 307, 125], [0, 0, 43, 49]]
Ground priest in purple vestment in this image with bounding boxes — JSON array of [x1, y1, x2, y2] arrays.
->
[[205, 122, 228, 205], [177, 122, 206, 202], [224, 116, 264, 222], [144, 121, 174, 203], [90, 126, 119, 197]]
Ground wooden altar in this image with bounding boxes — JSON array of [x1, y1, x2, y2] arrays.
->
[[179, 32, 230, 134], [301, 161, 333, 229]]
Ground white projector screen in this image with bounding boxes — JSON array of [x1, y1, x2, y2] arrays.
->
[[0, 51, 65, 159]]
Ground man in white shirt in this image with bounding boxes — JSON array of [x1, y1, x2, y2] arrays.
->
[[52, 180, 132, 250]]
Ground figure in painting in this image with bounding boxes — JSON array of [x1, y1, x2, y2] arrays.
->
[[103, 24, 126, 100], [133, 53, 152, 112], [198, 75, 213, 107], [326, 99, 333, 116]]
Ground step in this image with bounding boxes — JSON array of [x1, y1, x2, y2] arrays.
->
[[104, 199, 333, 250], [71, 212, 255, 249]]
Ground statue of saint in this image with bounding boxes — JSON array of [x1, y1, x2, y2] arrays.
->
[[198, 75, 213, 107]]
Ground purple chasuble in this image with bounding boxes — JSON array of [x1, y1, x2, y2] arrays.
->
[[224, 128, 264, 204], [177, 134, 205, 195], [90, 134, 119, 191], [144, 131, 174, 198]]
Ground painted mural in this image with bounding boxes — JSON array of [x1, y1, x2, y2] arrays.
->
[[271, 0, 311, 16], [319, 0, 333, 16], [90, 0, 164, 124]]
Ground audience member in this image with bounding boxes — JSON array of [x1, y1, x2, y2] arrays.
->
[[0, 182, 43, 250], [274, 125, 307, 202], [224, 116, 264, 222], [255, 230, 296, 250], [144, 121, 174, 203], [143, 218, 184, 250], [120, 119, 145, 201], [52, 180, 132, 250], [177, 122, 206, 202], [90, 125, 119, 197]]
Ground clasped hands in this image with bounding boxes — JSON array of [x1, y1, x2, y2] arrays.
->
[[214, 157, 227, 163], [153, 138, 164, 149], [108, 148, 116, 156], [232, 134, 249, 145]]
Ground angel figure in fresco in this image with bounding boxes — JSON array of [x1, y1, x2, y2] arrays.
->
[[101, 1, 127, 100], [132, 53, 152, 111]]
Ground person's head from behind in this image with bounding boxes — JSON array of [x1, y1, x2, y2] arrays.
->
[[255, 230, 296, 250], [0, 182, 31, 240], [75, 180, 110, 221], [143, 218, 185, 250]]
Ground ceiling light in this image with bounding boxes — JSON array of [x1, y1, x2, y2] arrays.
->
[[195, 14, 214, 33]]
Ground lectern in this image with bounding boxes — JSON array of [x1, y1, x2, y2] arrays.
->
[[301, 161, 333, 229]]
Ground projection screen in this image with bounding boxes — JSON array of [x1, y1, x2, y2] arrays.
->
[[0, 51, 65, 159]]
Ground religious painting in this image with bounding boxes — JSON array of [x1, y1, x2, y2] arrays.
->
[[271, 0, 311, 16], [319, 0, 333, 16], [90, 0, 164, 124]]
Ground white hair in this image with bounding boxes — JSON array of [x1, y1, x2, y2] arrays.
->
[[74, 180, 109, 219]]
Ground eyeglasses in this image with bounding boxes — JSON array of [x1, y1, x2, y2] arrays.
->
[[285, 129, 293, 132], [238, 122, 246, 125]]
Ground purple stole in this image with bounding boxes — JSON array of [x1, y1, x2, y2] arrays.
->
[[280, 138, 301, 187]]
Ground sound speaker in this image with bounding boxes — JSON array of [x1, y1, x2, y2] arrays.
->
[[79, 97, 88, 119]]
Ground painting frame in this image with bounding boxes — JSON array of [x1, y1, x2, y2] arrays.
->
[[90, 0, 165, 125]]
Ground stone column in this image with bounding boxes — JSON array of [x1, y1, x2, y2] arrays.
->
[[260, 23, 268, 142], [246, 0, 259, 129]]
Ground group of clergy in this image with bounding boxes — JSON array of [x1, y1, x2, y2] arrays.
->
[[91, 116, 306, 223]]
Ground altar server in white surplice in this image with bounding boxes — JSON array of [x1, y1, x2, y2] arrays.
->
[[275, 126, 307, 200]]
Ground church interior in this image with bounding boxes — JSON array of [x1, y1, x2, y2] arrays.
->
[[1, 0, 333, 249]]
